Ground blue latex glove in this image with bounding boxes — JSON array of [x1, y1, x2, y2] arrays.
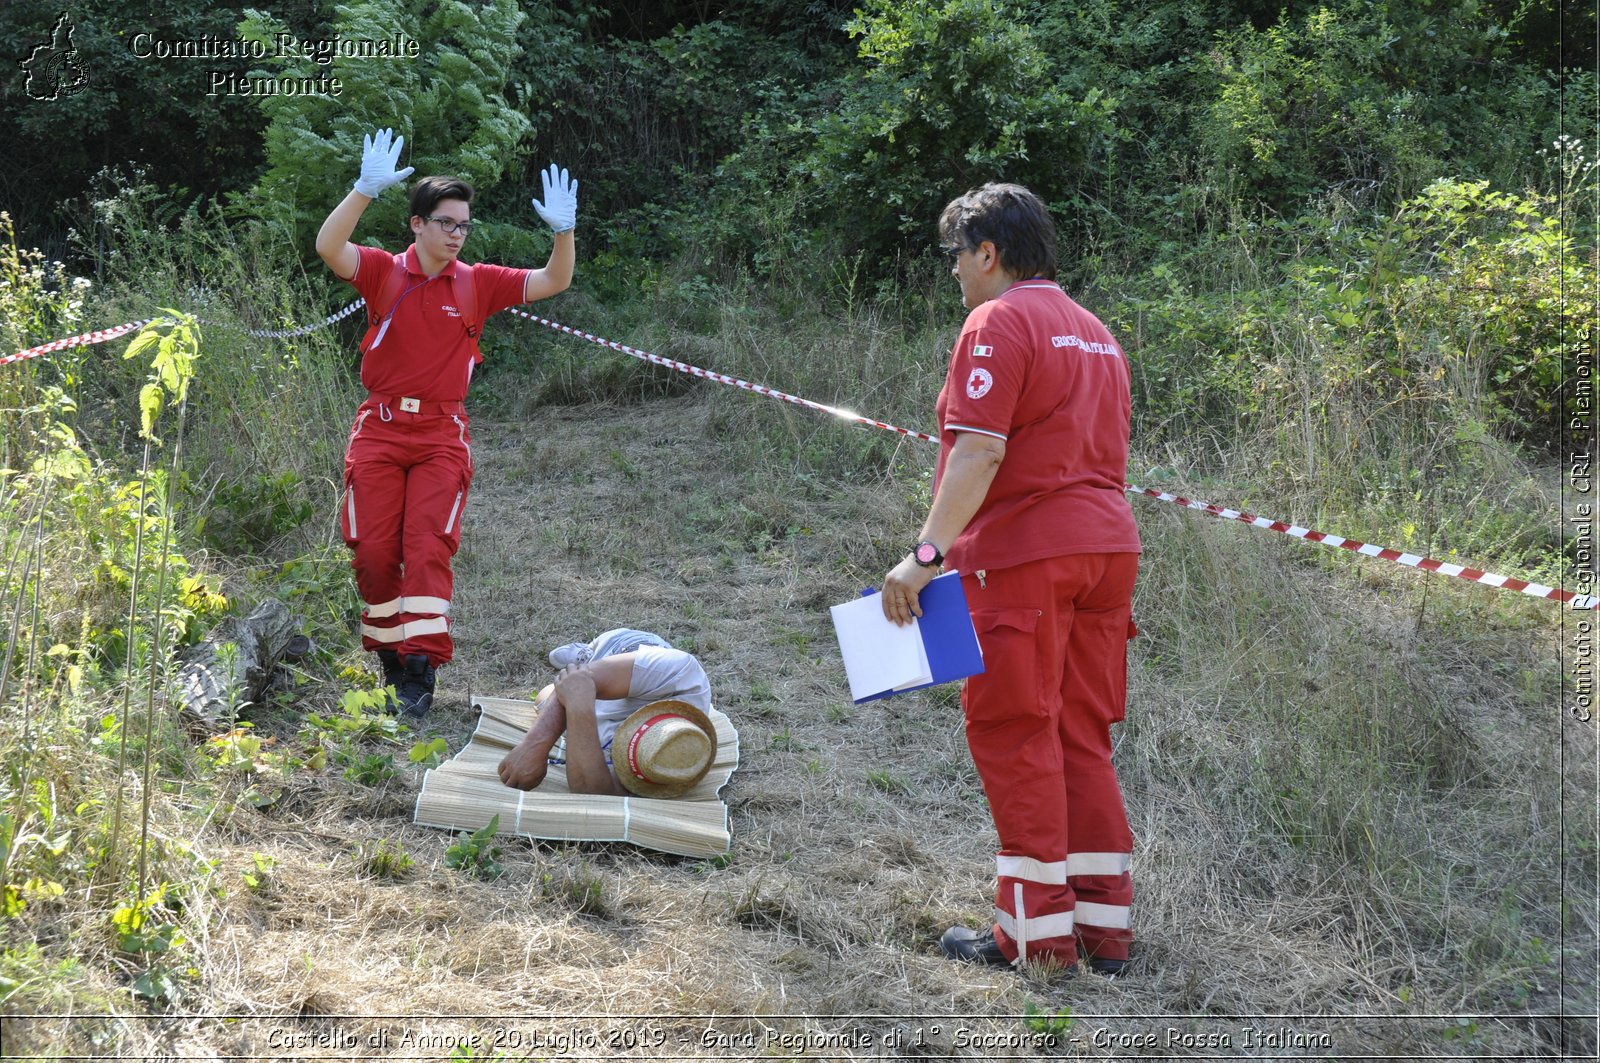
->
[[530, 164, 578, 233], [353, 128, 415, 199]]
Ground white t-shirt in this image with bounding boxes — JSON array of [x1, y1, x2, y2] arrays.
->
[[548, 646, 712, 765]]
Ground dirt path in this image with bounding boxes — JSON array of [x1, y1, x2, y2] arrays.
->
[[177, 392, 1593, 1060]]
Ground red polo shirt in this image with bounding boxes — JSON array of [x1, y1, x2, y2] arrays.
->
[[347, 244, 529, 401], [935, 280, 1141, 572]]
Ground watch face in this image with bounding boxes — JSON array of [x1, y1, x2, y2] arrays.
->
[[915, 542, 938, 565]]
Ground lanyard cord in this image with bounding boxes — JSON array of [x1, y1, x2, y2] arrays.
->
[[368, 276, 429, 351]]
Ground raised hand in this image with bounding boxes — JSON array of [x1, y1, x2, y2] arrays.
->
[[352, 128, 415, 199], [530, 163, 578, 233]]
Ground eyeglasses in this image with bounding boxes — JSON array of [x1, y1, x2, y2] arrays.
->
[[940, 244, 968, 261], [426, 216, 474, 236]]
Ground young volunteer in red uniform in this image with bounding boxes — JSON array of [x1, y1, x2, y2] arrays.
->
[[881, 183, 1141, 975], [316, 128, 578, 716]]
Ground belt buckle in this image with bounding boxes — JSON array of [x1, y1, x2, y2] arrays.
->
[[399, 396, 421, 413]]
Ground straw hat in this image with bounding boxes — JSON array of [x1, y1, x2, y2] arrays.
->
[[612, 699, 718, 798]]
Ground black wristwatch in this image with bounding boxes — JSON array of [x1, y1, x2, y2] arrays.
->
[[913, 540, 944, 568]]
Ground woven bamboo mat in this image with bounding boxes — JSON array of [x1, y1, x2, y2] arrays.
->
[[414, 696, 740, 857]]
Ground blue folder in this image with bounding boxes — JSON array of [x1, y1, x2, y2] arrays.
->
[[855, 571, 985, 703]]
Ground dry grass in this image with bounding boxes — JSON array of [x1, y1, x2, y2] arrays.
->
[[3, 379, 1593, 1059]]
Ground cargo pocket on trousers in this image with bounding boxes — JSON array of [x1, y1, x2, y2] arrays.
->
[[965, 607, 1045, 726]]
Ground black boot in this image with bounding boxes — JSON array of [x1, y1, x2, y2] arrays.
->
[[376, 649, 403, 697], [939, 926, 1015, 967], [395, 654, 436, 718]]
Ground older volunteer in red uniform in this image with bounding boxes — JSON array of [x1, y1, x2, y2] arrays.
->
[[882, 182, 1140, 975], [316, 128, 577, 716]]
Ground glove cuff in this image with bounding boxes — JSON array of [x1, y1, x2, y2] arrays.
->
[[353, 178, 386, 199]]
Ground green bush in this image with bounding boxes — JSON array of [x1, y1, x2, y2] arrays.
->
[[1123, 140, 1593, 448], [1393, 166, 1595, 442], [800, 0, 1117, 259], [1200, 1, 1566, 208]]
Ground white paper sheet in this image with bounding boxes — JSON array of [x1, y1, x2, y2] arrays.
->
[[829, 590, 932, 702]]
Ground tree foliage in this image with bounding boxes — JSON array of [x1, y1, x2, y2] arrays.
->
[[4, 0, 1578, 268], [799, 0, 1118, 256], [1200, 1, 1571, 208], [0, 1, 279, 241], [235, 0, 529, 246]]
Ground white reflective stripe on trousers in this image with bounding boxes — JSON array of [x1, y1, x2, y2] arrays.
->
[[1074, 901, 1132, 930], [1065, 852, 1132, 877], [996, 905, 1075, 945], [997, 854, 1068, 885], [1013, 884, 1027, 962], [367, 596, 451, 618], [364, 598, 403, 619], [361, 616, 450, 643]]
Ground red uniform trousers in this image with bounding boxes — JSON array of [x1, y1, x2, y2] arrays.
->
[[961, 551, 1138, 966], [340, 397, 473, 665]]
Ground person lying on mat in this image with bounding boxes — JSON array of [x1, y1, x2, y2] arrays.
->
[[496, 628, 718, 798]]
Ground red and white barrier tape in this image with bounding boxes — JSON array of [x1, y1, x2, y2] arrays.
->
[[0, 318, 158, 366], [1125, 484, 1597, 610], [507, 307, 938, 443], [226, 300, 365, 338], [7, 303, 1592, 609], [517, 309, 1596, 611], [0, 302, 367, 366]]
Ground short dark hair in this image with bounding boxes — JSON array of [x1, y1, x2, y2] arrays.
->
[[938, 183, 1057, 281], [410, 175, 474, 220]]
